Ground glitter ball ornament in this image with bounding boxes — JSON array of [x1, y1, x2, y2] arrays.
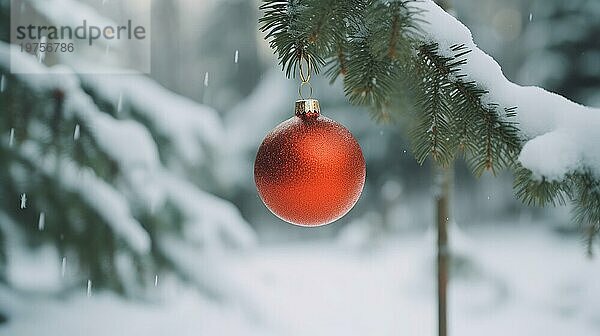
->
[[254, 99, 366, 227]]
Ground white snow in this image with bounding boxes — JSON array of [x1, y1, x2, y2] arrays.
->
[[1, 41, 257, 301], [7, 0, 254, 303], [1, 38, 255, 246], [61, 257, 67, 278], [73, 124, 80, 141], [8, 128, 15, 147], [417, 0, 600, 181], [87, 280, 93, 297], [158, 172, 256, 249], [0, 286, 272, 336], [19, 194, 27, 209], [518, 129, 582, 179], [1, 226, 599, 336], [77, 71, 223, 168], [38, 212, 45, 231], [89, 113, 160, 170], [0, 212, 64, 292], [18, 141, 152, 254]]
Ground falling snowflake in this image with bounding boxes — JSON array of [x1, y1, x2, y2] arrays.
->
[[8, 128, 15, 147], [38, 212, 46, 230], [20, 193, 27, 209], [61, 257, 67, 278], [87, 280, 93, 297], [74, 124, 81, 141]]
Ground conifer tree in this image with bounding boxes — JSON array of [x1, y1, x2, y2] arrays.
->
[[260, 1, 600, 335], [259, 0, 600, 255], [0, 0, 255, 303]]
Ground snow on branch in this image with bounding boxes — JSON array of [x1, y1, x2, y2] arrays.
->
[[19, 142, 152, 254], [78, 72, 223, 168], [417, 0, 600, 181], [159, 173, 256, 248], [0, 41, 255, 251]]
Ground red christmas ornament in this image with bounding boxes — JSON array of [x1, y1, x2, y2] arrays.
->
[[254, 99, 366, 227]]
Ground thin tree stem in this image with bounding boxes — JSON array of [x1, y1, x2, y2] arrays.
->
[[435, 165, 452, 336], [431, 0, 453, 330]]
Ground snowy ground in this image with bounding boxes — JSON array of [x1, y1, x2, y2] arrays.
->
[[1, 225, 599, 336]]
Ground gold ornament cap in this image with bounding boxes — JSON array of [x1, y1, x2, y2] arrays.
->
[[295, 99, 320, 118]]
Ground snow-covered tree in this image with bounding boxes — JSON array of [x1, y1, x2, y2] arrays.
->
[[260, 0, 600, 335], [260, 0, 600, 252], [0, 0, 255, 304]]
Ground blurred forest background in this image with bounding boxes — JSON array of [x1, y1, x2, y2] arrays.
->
[[0, 0, 599, 335]]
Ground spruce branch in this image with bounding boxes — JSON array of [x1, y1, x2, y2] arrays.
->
[[261, 0, 600, 248], [571, 172, 600, 253], [513, 166, 570, 207], [259, 0, 366, 77], [343, 37, 399, 109], [413, 43, 520, 172]]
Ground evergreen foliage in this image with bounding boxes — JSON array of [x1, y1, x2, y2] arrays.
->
[[0, 0, 258, 300], [0, 55, 254, 297], [0, 69, 153, 293], [260, 0, 600, 249]]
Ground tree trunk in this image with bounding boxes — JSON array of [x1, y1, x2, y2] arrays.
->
[[435, 165, 452, 336], [432, 4, 453, 335]]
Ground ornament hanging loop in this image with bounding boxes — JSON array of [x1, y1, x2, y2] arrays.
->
[[298, 55, 314, 99], [295, 54, 319, 116], [298, 55, 312, 84], [298, 82, 313, 100]]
